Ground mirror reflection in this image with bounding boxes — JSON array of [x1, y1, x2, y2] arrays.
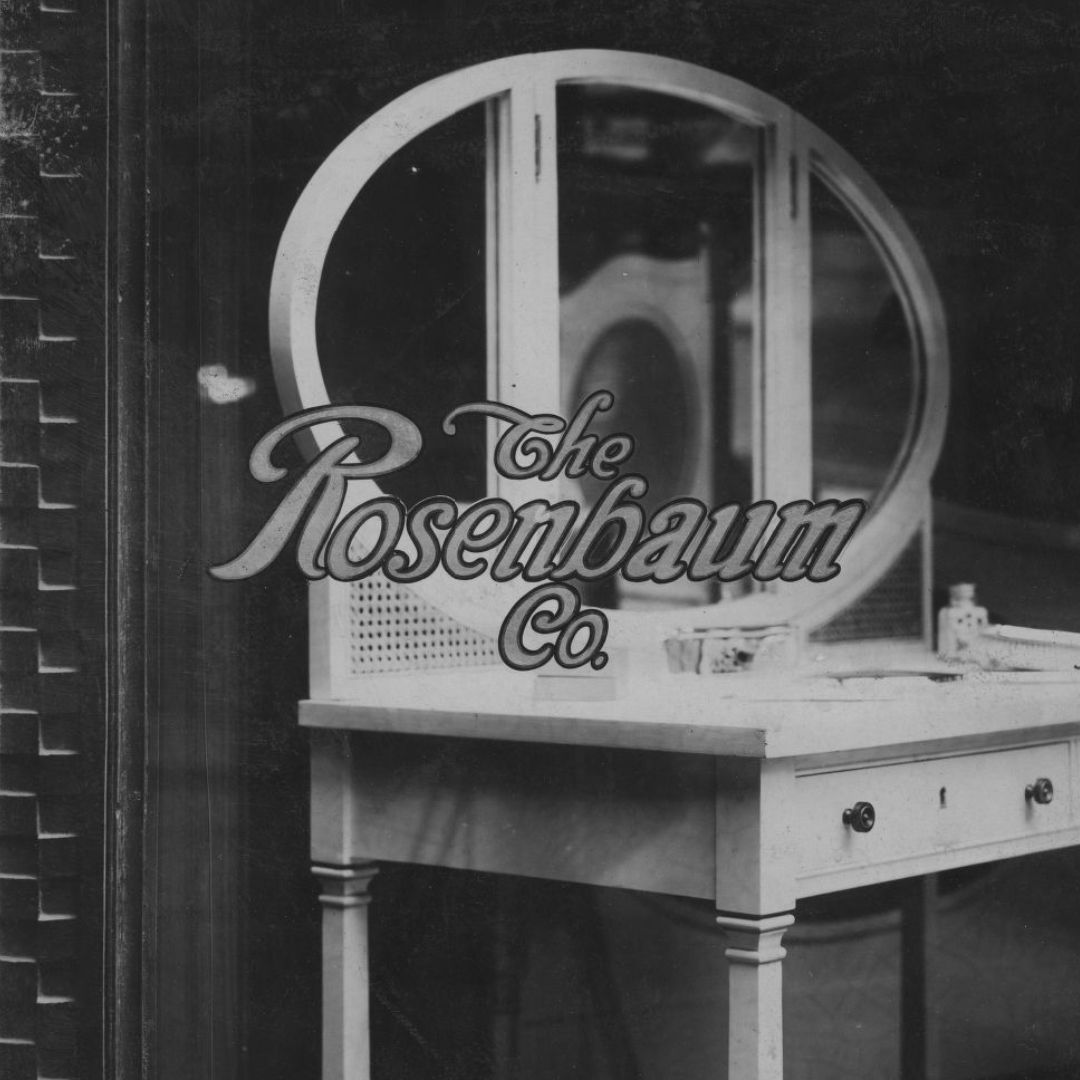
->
[[316, 104, 489, 505], [811, 174, 916, 505], [557, 85, 760, 610], [312, 90, 922, 617]]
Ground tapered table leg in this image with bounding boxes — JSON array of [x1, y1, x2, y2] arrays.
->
[[716, 912, 795, 1080], [314, 862, 379, 1080]]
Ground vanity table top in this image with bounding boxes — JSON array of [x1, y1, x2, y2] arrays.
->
[[299, 642, 1080, 761]]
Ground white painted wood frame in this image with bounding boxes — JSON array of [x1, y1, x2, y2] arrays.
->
[[269, 49, 949, 663]]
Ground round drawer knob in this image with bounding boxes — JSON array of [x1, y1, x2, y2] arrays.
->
[[842, 801, 876, 833], [1026, 778, 1054, 805]]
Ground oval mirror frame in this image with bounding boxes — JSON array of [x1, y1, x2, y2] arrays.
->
[[269, 50, 948, 647]]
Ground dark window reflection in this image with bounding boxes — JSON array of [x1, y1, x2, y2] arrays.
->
[[811, 174, 917, 504], [557, 84, 760, 609], [316, 104, 488, 504]]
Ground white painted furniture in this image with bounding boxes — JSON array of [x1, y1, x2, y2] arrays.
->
[[305, 658, 1080, 1080], [270, 50, 949, 660], [268, 48, 985, 1080]]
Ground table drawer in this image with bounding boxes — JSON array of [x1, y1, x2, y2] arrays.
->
[[793, 742, 1074, 885]]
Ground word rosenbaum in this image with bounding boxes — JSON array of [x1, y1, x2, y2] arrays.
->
[[210, 393, 866, 671]]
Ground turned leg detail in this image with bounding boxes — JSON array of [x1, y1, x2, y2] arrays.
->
[[314, 862, 379, 1080], [716, 912, 795, 1080]]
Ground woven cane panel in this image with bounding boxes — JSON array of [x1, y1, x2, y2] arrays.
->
[[809, 533, 924, 643], [348, 575, 499, 675]]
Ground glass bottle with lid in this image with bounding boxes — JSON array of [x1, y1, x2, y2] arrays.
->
[[937, 582, 989, 660]]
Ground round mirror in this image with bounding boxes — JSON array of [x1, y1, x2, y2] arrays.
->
[[271, 50, 948, 646]]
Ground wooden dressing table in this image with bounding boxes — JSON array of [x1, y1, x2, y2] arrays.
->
[[305, 653, 1080, 1080]]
